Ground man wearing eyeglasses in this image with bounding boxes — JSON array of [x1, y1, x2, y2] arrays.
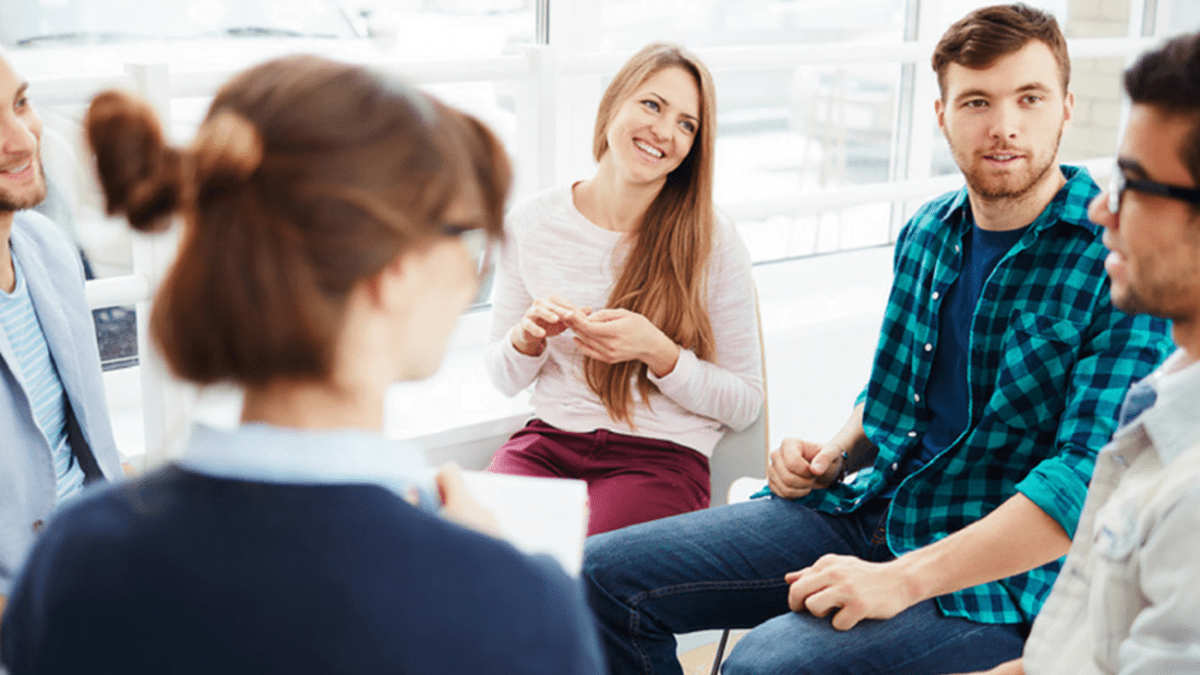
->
[[958, 30, 1200, 675]]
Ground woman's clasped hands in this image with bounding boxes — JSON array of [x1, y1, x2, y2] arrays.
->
[[511, 295, 681, 377], [570, 309, 681, 377], [510, 294, 591, 357]]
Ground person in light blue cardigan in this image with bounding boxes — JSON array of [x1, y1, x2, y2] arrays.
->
[[0, 50, 122, 619]]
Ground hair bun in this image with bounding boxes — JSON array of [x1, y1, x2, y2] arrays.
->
[[191, 110, 264, 187], [85, 90, 184, 232]]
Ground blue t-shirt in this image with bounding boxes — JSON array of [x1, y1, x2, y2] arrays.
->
[[895, 220, 1028, 482]]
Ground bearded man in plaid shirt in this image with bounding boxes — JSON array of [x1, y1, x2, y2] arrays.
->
[[583, 5, 1173, 675]]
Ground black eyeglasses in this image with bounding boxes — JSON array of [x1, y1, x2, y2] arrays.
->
[[1108, 168, 1200, 213]]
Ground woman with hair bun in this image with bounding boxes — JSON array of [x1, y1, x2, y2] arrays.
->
[[486, 43, 763, 535], [0, 55, 604, 675]]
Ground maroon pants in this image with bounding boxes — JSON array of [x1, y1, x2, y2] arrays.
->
[[486, 419, 711, 536]]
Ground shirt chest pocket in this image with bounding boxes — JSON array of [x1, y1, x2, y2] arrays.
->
[[1090, 496, 1147, 670], [988, 312, 1085, 429]]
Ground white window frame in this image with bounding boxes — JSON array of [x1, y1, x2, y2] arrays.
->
[[28, 0, 1172, 465]]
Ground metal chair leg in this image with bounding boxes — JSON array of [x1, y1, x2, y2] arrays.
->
[[709, 629, 731, 675]]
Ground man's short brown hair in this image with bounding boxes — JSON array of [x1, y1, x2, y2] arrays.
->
[[932, 3, 1070, 99]]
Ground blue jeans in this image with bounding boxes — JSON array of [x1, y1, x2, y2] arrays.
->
[[583, 496, 1025, 675]]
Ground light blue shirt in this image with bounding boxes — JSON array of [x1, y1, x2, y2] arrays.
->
[[0, 211, 122, 598], [0, 252, 84, 503], [176, 423, 439, 511]]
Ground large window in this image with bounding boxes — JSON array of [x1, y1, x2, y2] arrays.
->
[[3, 0, 1191, 458]]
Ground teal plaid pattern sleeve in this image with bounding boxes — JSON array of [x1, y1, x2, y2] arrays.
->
[[800, 165, 1173, 626]]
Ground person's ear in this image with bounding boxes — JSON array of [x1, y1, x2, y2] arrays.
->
[[370, 252, 410, 311], [934, 98, 946, 133]]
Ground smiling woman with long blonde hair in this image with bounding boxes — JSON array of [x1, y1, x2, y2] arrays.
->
[[485, 43, 763, 535]]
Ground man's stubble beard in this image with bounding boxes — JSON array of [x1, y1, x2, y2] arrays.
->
[[957, 125, 1064, 202], [0, 160, 47, 214]]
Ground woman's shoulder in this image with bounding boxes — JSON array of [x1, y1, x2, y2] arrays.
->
[[709, 209, 752, 270], [711, 208, 738, 241], [505, 184, 576, 233]]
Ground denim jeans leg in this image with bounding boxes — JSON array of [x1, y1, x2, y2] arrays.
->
[[722, 598, 1025, 675], [583, 497, 869, 675]]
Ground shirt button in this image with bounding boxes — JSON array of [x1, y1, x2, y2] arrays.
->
[[913, 393, 921, 403], [955, 245, 961, 253], [32, 519, 45, 534], [931, 291, 940, 300], [924, 343, 932, 352], [891, 463, 899, 471], [908, 431, 917, 438]]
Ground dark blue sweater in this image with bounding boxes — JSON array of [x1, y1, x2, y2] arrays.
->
[[1, 466, 606, 674]]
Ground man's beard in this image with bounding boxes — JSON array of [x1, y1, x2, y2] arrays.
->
[[1110, 225, 1200, 320], [956, 126, 1063, 201], [0, 160, 47, 213]]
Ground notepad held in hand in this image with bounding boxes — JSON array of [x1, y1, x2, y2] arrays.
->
[[460, 471, 588, 576]]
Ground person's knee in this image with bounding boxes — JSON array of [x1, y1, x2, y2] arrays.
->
[[582, 523, 674, 613], [721, 627, 792, 675], [720, 614, 834, 675], [583, 529, 655, 639], [582, 530, 627, 604]]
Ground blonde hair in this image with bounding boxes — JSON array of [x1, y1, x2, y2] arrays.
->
[[586, 43, 718, 425]]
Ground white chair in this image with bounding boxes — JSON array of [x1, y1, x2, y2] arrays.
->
[[676, 476, 765, 674], [705, 290, 770, 505], [677, 294, 770, 673]]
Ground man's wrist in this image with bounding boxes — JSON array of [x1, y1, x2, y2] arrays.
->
[[886, 553, 932, 609]]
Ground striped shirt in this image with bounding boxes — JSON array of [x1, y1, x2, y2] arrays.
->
[[801, 166, 1173, 625], [0, 251, 85, 503]]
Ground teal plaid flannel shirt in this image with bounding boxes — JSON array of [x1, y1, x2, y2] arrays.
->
[[800, 165, 1173, 626]]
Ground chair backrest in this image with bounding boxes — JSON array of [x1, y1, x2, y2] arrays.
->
[[706, 289, 769, 506]]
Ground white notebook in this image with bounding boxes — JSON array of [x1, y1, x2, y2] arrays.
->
[[460, 471, 589, 576]]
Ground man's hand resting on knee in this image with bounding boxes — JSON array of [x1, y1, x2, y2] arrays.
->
[[785, 555, 918, 630], [784, 494, 1069, 632]]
